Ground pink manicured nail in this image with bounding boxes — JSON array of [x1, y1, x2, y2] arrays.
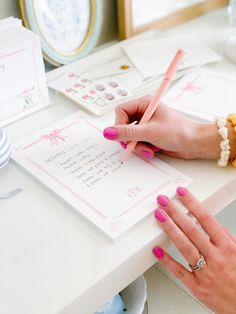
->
[[157, 195, 169, 207], [103, 127, 118, 140], [154, 208, 167, 223], [176, 186, 188, 197], [120, 141, 127, 149], [152, 247, 165, 259], [141, 150, 154, 159], [152, 146, 161, 153]]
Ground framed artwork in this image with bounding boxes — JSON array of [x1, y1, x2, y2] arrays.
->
[[18, 0, 103, 66], [117, 0, 228, 39]]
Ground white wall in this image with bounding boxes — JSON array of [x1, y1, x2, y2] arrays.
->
[[0, 0, 19, 19]]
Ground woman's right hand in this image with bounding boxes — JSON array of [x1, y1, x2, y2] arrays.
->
[[103, 95, 221, 160]]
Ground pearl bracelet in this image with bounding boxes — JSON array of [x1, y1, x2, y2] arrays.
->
[[215, 117, 230, 167]]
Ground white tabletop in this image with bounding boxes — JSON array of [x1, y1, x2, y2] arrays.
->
[[2, 7, 236, 314]]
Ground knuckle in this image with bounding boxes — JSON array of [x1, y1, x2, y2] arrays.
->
[[214, 256, 225, 269], [187, 224, 199, 237], [125, 126, 136, 139], [185, 196, 203, 213], [197, 211, 212, 224], [174, 267, 186, 280], [165, 222, 176, 235], [115, 105, 122, 114], [141, 126, 149, 139], [181, 243, 195, 257], [160, 254, 171, 267], [222, 242, 236, 255]]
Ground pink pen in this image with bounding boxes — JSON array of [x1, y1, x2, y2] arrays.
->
[[122, 48, 185, 163]]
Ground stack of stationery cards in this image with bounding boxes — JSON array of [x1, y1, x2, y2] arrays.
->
[[163, 68, 236, 122], [12, 112, 192, 240], [0, 17, 49, 127]]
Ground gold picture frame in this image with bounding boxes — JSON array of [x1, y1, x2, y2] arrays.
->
[[117, 0, 228, 40], [18, 0, 104, 66]]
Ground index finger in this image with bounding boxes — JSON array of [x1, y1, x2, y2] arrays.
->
[[176, 187, 229, 246], [115, 95, 151, 125]]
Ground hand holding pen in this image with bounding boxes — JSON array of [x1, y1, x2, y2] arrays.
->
[[121, 49, 185, 162], [103, 50, 219, 161]]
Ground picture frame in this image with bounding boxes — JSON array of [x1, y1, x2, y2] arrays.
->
[[117, 0, 228, 39], [18, 0, 103, 66]]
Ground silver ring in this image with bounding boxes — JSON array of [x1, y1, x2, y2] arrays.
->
[[189, 254, 206, 272]]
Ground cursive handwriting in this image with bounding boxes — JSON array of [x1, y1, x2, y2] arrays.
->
[[44, 140, 123, 188]]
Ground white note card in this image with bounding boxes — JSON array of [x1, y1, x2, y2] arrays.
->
[[0, 18, 49, 127], [122, 35, 221, 78], [12, 113, 192, 239], [163, 68, 236, 122]]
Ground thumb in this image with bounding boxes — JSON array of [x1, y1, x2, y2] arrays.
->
[[103, 124, 148, 142]]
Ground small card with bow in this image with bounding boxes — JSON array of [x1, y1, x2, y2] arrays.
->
[[163, 68, 236, 122]]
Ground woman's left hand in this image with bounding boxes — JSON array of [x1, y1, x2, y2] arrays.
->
[[153, 187, 236, 314]]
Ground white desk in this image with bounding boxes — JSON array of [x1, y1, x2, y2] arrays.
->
[[2, 7, 236, 314]]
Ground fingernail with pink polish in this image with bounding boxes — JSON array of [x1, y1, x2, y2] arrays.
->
[[156, 195, 169, 207], [120, 141, 127, 149], [141, 150, 154, 159], [103, 127, 118, 140], [154, 208, 167, 223], [176, 186, 188, 197], [152, 247, 165, 259]]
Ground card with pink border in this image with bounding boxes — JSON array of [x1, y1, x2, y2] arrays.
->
[[0, 33, 49, 127], [163, 68, 236, 122], [12, 113, 192, 240]]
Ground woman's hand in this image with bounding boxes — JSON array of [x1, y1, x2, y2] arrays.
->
[[153, 187, 236, 314], [103, 95, 221, 160]]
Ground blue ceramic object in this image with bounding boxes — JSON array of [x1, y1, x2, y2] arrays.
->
[[0, 128, 11, 169], [95, 294, 126, 314]]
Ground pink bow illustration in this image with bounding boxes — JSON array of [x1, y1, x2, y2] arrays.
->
[[175, 79, 202, 101], [181, 81, 202, 94], [40, 129, 67, 146]]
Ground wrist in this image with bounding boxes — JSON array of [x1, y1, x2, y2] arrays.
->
[[190, 123, 221, 159]]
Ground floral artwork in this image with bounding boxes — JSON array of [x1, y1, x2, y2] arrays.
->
[[18, 87, 38, 111], [37, 0, 90, 54], [42, 0, 82, 44]]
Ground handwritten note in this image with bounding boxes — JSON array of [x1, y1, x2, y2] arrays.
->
[[43, 137, 124, 190], [12, 114, 192, 239]]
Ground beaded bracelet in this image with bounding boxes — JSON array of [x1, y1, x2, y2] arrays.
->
[[215, 117, 230, 167], [227, 113, 236, 167]]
